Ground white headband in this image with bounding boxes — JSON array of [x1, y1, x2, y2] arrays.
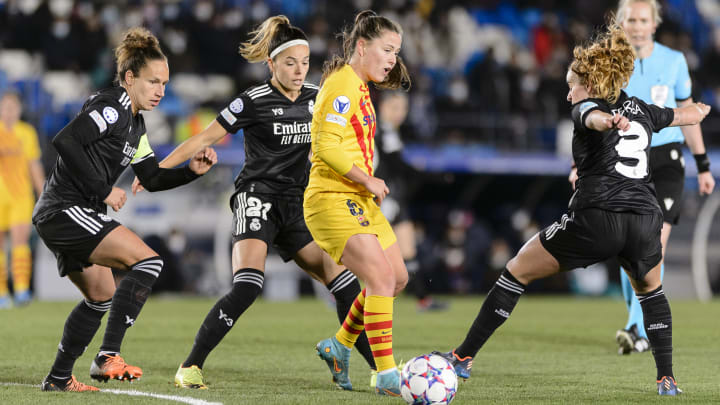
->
[[269, 39, 309, 59]]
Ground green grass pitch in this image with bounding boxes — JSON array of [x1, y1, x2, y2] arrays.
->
[[1, 295, 718, 404]]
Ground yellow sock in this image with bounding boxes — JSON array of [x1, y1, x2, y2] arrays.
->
[[364, 295, 396, 372], [0, 253, 7, 296], [335, 289, 366, 349], [11, 245, 31, 292]]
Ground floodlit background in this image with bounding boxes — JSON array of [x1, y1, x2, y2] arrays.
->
[[1, 0, 720, 301]]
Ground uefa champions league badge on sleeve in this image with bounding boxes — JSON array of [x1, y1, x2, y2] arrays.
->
[[230, 98, 244, 113], [333, 96, 350, 114], [103, 106, 119, 124]]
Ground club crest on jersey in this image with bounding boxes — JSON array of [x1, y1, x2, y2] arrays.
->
[[229, 98, 244, 113], [103, 106, 119, 124], [250, 218, 262, 231], [333, 96, 350, 114], [308, 100, 314, 114]]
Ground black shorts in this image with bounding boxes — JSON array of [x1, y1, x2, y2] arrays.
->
[[230, 191, 313, 262], [34, 205, 121, 277], [650, 142, 685, 225], [539, 208, 663, 280]]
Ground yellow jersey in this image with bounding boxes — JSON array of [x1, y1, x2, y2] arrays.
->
[[0, 121, 40, 201], [306, 64, 376, 197]]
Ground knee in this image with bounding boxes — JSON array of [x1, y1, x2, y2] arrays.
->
[[394, 270, 408, 295], [85, 287, 115, 302]]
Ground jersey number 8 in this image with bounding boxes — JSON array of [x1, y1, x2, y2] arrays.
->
[[614, 121, 649, 179]]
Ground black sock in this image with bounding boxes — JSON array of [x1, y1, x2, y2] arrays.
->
[[50, 299, 111, 378], [455, 268, 525, 359], [183, 268, 264, 368], [327, 269, 376, 370], [637, 286, 673, 380], [100, 256, 163, 354]]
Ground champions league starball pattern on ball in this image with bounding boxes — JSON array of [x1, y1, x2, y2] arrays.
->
[[401, 354, 458, 404]]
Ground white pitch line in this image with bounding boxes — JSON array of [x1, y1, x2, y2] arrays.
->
[[0, 382, 223, 405]]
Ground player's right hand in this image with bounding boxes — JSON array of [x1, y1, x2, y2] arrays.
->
[[104, 186, 127, 212], [132, 176, 144, 195], [364, 175, 390, 205], [568, 167, 578, 191]]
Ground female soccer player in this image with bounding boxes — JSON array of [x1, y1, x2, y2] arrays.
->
[[305, 10, 411, 396], [0, 91, 44, 307], [437, 25, 710, 396], [610, 0, 714, 355], [33, 27, 216, 392], [137, 16, 376, 389]]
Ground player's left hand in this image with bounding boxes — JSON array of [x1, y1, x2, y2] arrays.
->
[[189, 147, 218, 175], [609, 112, 630, 131], [698, 171, 715, 196]]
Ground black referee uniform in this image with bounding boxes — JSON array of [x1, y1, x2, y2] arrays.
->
[[216, 81, 319, 261], [540, 91, 675, 281]]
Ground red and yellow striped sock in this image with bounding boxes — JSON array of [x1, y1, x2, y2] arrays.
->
[[11, 245, 31, 292], [365, 295, 396, 372], [335, 289, 366, 349], [0, 253, 7, 296]]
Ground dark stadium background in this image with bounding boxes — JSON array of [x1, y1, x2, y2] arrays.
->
[[1, 0, 719, 299]]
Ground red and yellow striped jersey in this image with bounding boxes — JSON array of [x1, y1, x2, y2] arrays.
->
[[307, 64, 376, 196], [0, 121, 40, 201]]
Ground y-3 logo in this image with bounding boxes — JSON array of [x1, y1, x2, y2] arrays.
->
[[219, 309, 233, 327]]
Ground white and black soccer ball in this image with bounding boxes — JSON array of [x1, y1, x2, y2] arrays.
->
[[400, 354, 458, 404]]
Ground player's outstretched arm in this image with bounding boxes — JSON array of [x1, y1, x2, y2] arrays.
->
[[131, 147, 217, 192], [670, 102, 711, 127], [585, 110, 630, 132], [161, 120, 227, 169], [133, 120, 226, 193]]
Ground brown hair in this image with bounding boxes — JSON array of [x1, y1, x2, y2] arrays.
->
[[239, 15, 308, 63], [616, 0, 662, 26], [322, 10, 411, 90], [115, 27, 166, 85], [570, 24, 635, 104]]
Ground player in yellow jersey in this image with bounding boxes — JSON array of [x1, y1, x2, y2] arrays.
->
[[0, 92, 45, 308], [304, 10, 411, 396]]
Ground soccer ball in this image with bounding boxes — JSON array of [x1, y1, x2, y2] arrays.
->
[[400, 354, 458, 404]]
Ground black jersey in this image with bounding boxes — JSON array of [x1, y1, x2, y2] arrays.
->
[[569, 91, 674, 214], [33, 86, 150, 222], [216, 81, 318, 196]]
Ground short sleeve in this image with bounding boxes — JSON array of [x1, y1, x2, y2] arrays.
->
[[674, 54, 692, 101], [131, 134, 155, 164], [313, 80, 358, 136], [216, 94, 255, 133], [644, 103, 675, 133], [571, 100, 602, 131]]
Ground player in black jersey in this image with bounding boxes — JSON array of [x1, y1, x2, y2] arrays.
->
[[129, 16, 376, 389], [32, 28, 216, 392], [433, 25, 710, 396], [374, 91, 447, 312]]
